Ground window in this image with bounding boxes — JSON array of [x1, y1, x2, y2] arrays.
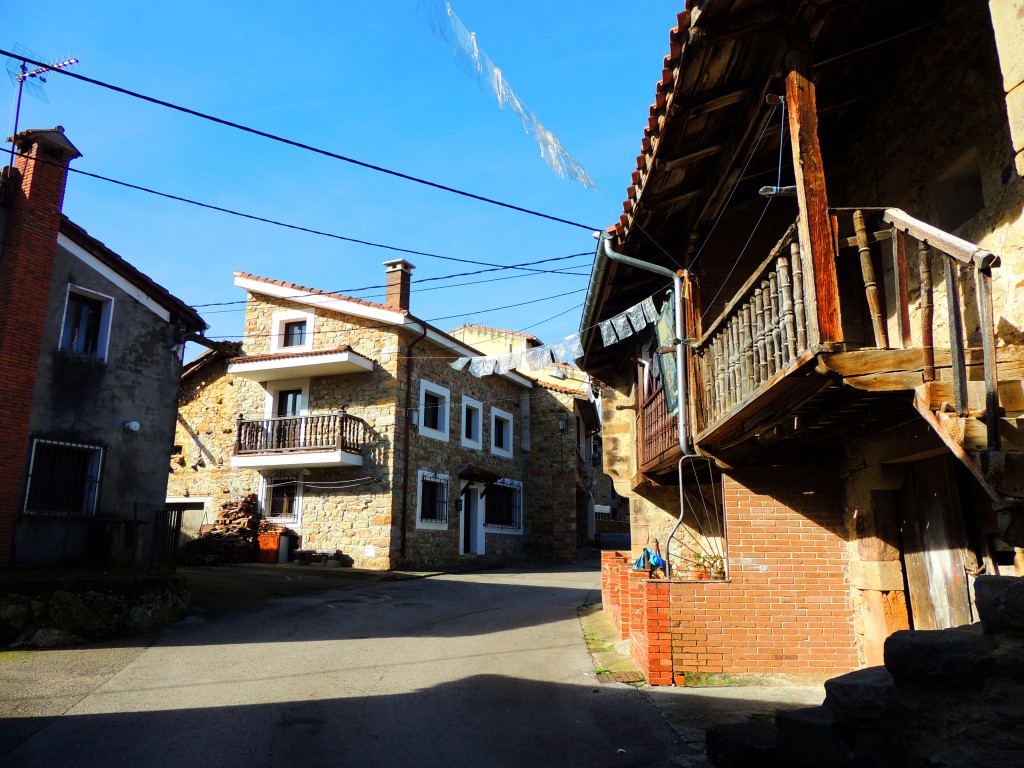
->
[[418, 380, 450, 441], [417, 470, 449, 529], [270, 310, 314, 353], [461, 396, 482, 449], [24, 440, 103, 516], [484, 479, 522, 530], [282, 320, 306, 348], [59, 287, 112, 360], [262, 473, 300, 524], [491, 407, 513, 458]]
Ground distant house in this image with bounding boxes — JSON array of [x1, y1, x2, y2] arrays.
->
[[169, 265, 586, 568], [0, 127, 206, 568], [581, 1, 1024, 685]]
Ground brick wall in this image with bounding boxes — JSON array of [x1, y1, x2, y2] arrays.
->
[[601, 465, 858, 685], [0, 133, 77, 566]]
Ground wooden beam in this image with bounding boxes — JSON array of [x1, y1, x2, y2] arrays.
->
[[684, 87, 752, 118], [786, 44, 842, 344], [655, 143, 724, 173]]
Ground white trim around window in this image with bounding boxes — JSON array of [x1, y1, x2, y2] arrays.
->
[[490, 407, 513, 458], [418, 380, 450, 442], [58, 284, 114, 361], [269, 309, 315, 354], [416, 470, 449, 530], [262, 378, 310, 419], [461, 396, 483, 450]]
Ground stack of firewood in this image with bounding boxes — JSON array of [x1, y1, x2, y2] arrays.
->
[[184, 494, 262, 565]]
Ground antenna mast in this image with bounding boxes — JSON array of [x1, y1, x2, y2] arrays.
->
[[5, 46, 78, 167]]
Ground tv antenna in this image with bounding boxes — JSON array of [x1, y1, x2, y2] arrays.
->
[[5, 45, 78, 166]]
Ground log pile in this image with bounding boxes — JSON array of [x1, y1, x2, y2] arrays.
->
[[184, 494, 261, 565]]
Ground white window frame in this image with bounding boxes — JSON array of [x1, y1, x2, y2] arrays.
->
[[490, 407, 514, 458], [416, 470, 449, 530], [461, 396, 483, 450], [482, 478, 523, 534], [58, 284, 114, 361], [263, 378, 310, 419], [418, 380, 450, 442], [269, 309, 315, 354], [259, 473, 302, 525]]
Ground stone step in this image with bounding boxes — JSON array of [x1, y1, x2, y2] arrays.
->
[[822, 666, 902, 726], [974, 575, 1024, 633], [883, 624, 996, 685], [705, 721, 779, 768], [775, 705, 903, 768]]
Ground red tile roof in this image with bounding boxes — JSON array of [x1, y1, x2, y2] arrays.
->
[[229, 345, 368, 365], [234, 272, 406, 315]]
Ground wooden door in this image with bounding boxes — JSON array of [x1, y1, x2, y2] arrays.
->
[[897, 455, 974, 630]]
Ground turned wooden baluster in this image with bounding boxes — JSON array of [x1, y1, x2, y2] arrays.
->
[[918, 241, 935, 382], [753, 286, 767, 386], [778, 254, 797, 363], [790, 241, 807, 352], [854, 209, 889, 349], [769, 271, 784, 372], [713, 334, 725, 421], [741, 304, 754, 398]]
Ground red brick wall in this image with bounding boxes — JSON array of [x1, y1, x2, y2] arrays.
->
[[0, 137, 75, 565], [601, 465, 858, 685]]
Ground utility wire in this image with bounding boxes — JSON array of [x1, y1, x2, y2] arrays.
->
[[1, 48, 598, 231]]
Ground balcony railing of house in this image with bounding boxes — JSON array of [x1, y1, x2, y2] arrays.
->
[[234, 411, 367, 455], [690, 223, 812, 435], [685, 208, 1000, 445]]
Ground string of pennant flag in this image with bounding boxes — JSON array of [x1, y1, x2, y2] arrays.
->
[[450, 294, 664, 377]]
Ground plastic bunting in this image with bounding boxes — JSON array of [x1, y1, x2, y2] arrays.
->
[[420, 0, 596, 189], [448, 291, 661, 377]]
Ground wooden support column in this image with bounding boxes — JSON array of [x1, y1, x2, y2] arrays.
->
[[785, 44, 841, 345]]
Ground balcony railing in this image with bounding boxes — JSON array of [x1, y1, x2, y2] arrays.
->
[[691, 224, 813, 434], [234, 411, 367, 455], [639, 384, 678, 471]]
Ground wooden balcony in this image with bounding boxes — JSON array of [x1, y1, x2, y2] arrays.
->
[[230, 411, 368, 470], [636, 208, 1016, 470]]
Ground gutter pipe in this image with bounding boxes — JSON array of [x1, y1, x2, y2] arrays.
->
[[598, 232, 698, 576]]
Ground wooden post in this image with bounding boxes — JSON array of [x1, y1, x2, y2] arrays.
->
[[975, 264, 1001, 450], [943, 257, 968, 416], [786, 44, 841, 345], [892, 229, 912, 348], [854, 209, 889, 349], [918, 242, 935, 382]]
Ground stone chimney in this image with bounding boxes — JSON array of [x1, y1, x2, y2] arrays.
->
[[383, 259, 415, 312], [0, 126, 82, 566]]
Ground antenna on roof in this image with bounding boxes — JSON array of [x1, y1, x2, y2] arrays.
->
[[5, 45, 78, 167]]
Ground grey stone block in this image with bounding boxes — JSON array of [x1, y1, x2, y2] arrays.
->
[[824, 666, 903, 726], [884, 626, 995, 685], [974, 576, 1024, 633], [706, 722, 778, 768]]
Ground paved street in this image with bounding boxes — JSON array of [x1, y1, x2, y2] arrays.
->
[[1, 562, 686, 768]]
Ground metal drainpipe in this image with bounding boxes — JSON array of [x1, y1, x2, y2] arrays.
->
[[398, 325, 429, 562], [599, 233, 697, 575]]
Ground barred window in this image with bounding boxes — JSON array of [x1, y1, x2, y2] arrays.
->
[[485, 479, 522, 530], [24, 440, 103, 516], [418, 471, 448, 528]]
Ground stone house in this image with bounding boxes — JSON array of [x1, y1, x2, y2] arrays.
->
[[0, 127, 207, 568], [581, 1, 1024, 685], [169, 265, 584, 568]]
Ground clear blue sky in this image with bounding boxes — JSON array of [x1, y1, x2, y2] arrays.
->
[[7, 1, 682, 355]]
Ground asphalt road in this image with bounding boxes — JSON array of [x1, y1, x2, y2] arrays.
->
[[1, 562, 685, 768]]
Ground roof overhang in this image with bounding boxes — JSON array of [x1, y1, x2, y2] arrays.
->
[[228, 349, 374, 382]]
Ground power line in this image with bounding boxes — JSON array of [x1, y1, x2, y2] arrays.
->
[[1, 48, 599, 231]]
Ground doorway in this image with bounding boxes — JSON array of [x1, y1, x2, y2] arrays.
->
[[461, 484, 483, 555]]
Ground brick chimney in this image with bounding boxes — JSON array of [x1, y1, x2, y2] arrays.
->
[[383, 259, 415, 312], [0, 126, 82, 566]]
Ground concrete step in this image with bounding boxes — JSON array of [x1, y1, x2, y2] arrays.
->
[[705, 722, 778, 768], [775, 705, 903, 768]]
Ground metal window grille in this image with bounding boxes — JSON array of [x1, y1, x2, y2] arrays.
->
[[24, 440, 103, 516], [485, 479, 522, 529], [419, 473, 448, 523], [265, 474, 299, 523]]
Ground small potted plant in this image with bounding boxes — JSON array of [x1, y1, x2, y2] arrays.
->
[[693, 553, 726, 580]]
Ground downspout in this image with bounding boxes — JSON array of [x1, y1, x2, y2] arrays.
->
[[398, 325, 429, 562], [599, 233, 697, 575]]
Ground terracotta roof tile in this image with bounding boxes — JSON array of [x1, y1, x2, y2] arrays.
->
[[229, 345, 369, 365], [234, 271, 406, 315]]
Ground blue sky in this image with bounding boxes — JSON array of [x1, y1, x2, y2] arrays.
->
[[7, 1, 682, 354]]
